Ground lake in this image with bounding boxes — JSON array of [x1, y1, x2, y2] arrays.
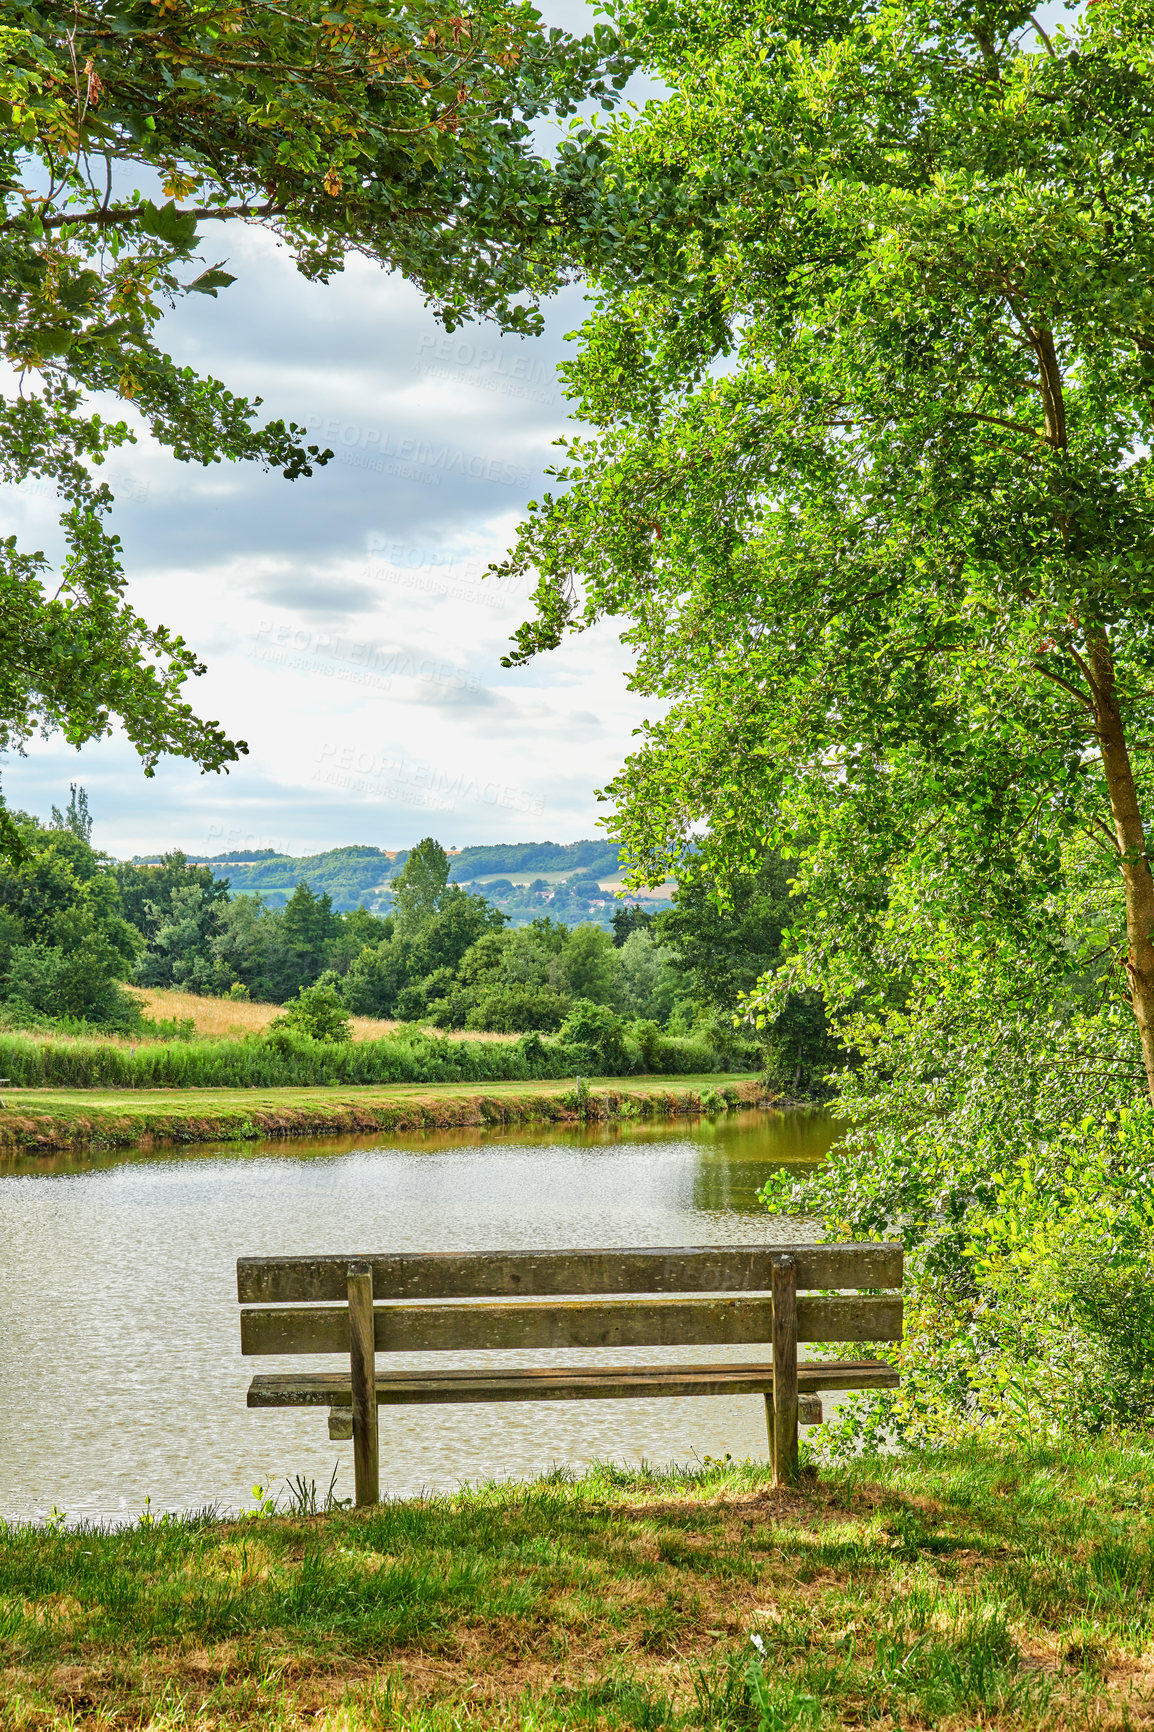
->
[[0, 1108, 837, 1525]]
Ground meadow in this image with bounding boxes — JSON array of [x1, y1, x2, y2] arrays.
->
[[3, 1443, 1151, 1730], [130, 990, 517, 1046]]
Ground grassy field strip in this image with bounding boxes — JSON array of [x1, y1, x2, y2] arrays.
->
[[0, 1076, 761, 1153], [128, 990, 518, 1046], [3, 1445, 1152, 1730]]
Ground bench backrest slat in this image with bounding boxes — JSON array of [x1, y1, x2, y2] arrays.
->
[[239, 1293, 902, 1357], [236, 1244, 902, 1304]]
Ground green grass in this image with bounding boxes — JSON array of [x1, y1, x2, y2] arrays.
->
[[0, 1076, 757, 1152], [4, 1443, 1154, 1728], [0, 1027, 727, 1092]]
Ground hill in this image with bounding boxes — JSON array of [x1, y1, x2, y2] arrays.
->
[[126, 841, 668, 926]]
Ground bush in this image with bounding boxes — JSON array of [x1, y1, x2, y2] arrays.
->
[[559, 999, 634, 1074], [6, 940, 141, 1029], [629, 1019, 720, 1075], [268, 974, 351, 1044], [463, 986, 570, 1033], [765, 1094, 1154, 1453]]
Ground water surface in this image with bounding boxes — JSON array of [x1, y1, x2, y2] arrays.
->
[[0, 1108, 836, 1523]]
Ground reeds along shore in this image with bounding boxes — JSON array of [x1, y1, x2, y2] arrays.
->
[[2, 1443, 1149, 1731]]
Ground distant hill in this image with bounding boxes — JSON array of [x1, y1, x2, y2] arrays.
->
[[124, 839, 667, 926], [128, 844, 399, 910], [447, 840, 620, 882]]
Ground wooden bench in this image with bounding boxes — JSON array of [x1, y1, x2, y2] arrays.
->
[[237, 1243, 902, 1503]]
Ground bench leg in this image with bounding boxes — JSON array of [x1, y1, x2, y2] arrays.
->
[[764, 1394, 775, 1474], [348, 1262, 379, 1506], [772, 1254, 799, 1487]]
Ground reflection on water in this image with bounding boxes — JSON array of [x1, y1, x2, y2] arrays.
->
[[0, 1108, 837, 1523]]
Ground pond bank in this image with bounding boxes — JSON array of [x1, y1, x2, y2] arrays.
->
[[2, 1443, 1145, 1731], [0, 1074, 766, 1153]]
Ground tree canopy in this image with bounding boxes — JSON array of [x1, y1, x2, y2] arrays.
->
[[497, 0, 1154, 1101], [0, 0, 629, 851]]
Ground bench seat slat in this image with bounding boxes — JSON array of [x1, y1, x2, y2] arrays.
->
[[240, 1294, 901, 1357], [237, 1244, 903, 1304], [247, 1359, 900, 1408]]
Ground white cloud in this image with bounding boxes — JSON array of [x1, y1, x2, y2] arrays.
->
[[0, 0, 664, 858]]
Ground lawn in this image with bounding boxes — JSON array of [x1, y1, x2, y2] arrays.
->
[[3, 1443, 1151, 1729], [0, 1077, 756, 1152]]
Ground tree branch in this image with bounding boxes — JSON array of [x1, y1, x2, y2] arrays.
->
[[1033, 660, 1096, 715]]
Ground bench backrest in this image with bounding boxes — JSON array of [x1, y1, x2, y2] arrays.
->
[[237, 1244, 903, 1358]]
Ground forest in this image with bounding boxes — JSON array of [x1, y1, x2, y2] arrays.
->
[[0, 793, 832, 1090]]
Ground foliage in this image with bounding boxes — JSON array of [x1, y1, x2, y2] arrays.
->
[[116, 851, 228, 946], [269, 974, 352, 1045], [611, 903, 652, 946], [342, 886, 506, 1017], [0, 1021, 723, 1088], [389, 837, 453, 932], [129, 877, 390, 1005], [558, 997, 634, 1073], [449, 839, 621, 879], [0, 1, 630, 840], [762, 955, 1154, 1447], [658, 851, 838, 1093], [0, 808, 737, 1066], [0, 805, 138, 1024], [496, 0, 1154, 1101]]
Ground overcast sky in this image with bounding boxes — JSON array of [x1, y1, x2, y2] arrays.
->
[[0, 0, 663, 861]]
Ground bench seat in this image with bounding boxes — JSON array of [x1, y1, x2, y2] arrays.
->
[[248, 1357, 897, 1410]]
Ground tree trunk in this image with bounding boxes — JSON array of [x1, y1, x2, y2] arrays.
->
[[1029, 329, 1154, 1099], [1085, 625, 1154, 1104]]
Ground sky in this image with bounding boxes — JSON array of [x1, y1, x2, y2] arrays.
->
[[0, 0, 660, 862]]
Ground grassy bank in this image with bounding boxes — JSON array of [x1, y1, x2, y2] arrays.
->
[[4, 1443, 1153, 1729], [0, 1076, 760, 1152]]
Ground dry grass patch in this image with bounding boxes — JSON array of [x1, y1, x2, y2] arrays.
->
[[132, 987, 398, 1042], [132, 988, 517, 1043]]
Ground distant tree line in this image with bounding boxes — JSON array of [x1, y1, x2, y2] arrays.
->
[[0, 804, 837, 1092]]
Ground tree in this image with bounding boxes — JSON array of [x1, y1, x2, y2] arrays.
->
[[611, 904, 652, 947], [558, 998, 632, 1073], [49, 783, 92, 843], [497, 0, 1154, 1103], [0, 2, 630, 849], [136, 881, 231, 994], [116, 850, 228, 943], [656, 853, 837, 1089], [390, 838, 452, 931], [557, 923, 618, 1003], [615, 926, 679, 1022], [280, 882, 342, 983], [0, 804, 139, 1022]]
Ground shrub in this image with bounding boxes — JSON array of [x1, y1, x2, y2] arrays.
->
[[766, 1101, 1154, 1453], [559, 999, 634, 1074], [269, 974, 352, 1043], [463, 986, 570, 1033]]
